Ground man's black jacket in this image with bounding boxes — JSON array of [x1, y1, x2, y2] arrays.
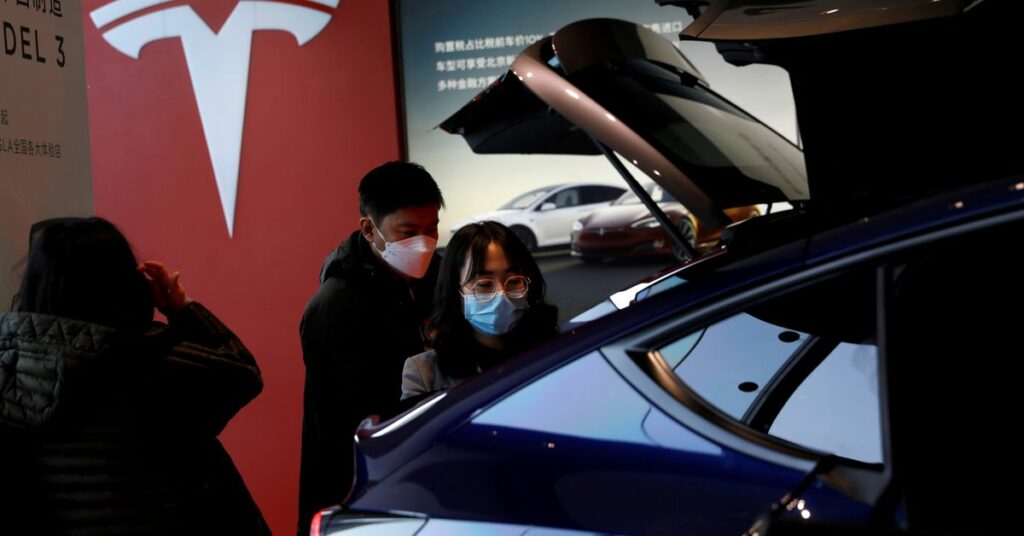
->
[[297, 230, 439, 534]]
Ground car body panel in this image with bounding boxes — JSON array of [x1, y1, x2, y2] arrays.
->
[[320, 510, 613, 535], [352, 351, 814, 534]]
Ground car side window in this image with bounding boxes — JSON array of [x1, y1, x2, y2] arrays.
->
[[550, 188, 581, 208], [769, 342, 881, 463], [665, 314, 810, 419], [580, 186, 625, 204], [656, 270, 882, 463]]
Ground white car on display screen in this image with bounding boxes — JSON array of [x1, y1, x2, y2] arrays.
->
[[449, 183, 625, 250]]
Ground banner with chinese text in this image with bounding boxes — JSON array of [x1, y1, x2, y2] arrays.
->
[[1, 0, 92, 309]]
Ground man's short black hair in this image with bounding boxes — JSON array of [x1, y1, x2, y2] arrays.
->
[[359, 161, 444, 223]]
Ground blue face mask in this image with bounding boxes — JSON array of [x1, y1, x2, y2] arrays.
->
[[463, 292, 529, 336]]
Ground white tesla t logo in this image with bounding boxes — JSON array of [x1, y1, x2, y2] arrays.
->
[[90, 0, 340, 236]]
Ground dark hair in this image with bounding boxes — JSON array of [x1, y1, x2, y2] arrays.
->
[[430, 221, 556, 378], [358, 161, 445, 223], [13, 217, 154, 332]]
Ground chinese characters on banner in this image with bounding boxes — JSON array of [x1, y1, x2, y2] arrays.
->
[[3, 0, 67, 68], [4, 0, 63, 17], [1, 0, 91, 308], [430, 21, 684, 92], [0, 137, 63, 158]]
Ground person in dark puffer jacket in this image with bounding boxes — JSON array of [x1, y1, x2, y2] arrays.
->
[[0, 217, 269, 536]]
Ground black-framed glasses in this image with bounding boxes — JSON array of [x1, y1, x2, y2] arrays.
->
[[462, 275, 530, 301]]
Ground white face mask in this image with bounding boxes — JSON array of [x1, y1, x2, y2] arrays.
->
[[371, 220, 437, 279]]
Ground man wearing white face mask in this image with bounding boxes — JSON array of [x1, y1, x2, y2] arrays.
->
[[297, 161, 444, 534]]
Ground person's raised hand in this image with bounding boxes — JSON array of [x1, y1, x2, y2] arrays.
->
[[138, 260, 191, 314]]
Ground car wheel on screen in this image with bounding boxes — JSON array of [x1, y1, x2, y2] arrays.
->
[[672, 219, 697, 260], [511, 226, 537, 251]]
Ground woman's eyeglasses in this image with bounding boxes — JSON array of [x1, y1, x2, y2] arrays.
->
[[462, 275, 530, 301]]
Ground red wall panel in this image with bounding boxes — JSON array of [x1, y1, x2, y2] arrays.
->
[[82, 1, 402, 532]]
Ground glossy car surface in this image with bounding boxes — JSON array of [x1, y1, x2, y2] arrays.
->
[[320, 3, 1023, 535], [327, 178, 1024, 536], [449, 183, 625, 250]]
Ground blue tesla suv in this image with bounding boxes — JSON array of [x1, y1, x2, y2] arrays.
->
[[316, 3, 1024, 534]]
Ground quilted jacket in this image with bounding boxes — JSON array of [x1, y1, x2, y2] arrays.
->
[[0, 302, 268, 535]]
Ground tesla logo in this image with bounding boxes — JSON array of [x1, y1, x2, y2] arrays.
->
[[90, 0, 340, 236]]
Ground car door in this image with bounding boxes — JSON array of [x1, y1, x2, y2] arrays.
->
[[532, 186, 591, 246]]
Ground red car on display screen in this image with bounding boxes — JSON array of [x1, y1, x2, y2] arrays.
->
[[571, 182, 760, 262]]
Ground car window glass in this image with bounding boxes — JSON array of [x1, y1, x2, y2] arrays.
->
[[654, 272, 882, 463], [652, 93, 808, 200], [666, 313, 810, 419], [551, 188, 581, 208], [500, 187, 551, 210], [581, 186, 626, 204], [770, 343, 882, 463]]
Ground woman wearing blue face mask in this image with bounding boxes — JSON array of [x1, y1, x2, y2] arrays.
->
[[401, 221, 558, 400]]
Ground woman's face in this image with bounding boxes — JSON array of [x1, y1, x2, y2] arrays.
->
[[460, 241, 525, 297]]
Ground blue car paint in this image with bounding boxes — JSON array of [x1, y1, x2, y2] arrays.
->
[[805, 178, 1024, 266], [343, 179, 1024, 535], [352, 352, 868, 534]]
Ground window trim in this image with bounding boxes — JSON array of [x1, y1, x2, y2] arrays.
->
[[600, 208, 1024, 491], [743, 335, 840, 433], [602, 267, 888, 469]]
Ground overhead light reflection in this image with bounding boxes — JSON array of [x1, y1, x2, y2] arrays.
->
[[369, 393, 447, 437], [822, 8, 839, 15], [1013, 182, 1024, 191], [605, 113, 616, 122], [653, 169, 661, 176], [565, 88, 580, 99], [526, 72, 533, 78]]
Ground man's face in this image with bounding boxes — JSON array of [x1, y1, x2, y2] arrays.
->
[[360, 204, 440, 251]]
